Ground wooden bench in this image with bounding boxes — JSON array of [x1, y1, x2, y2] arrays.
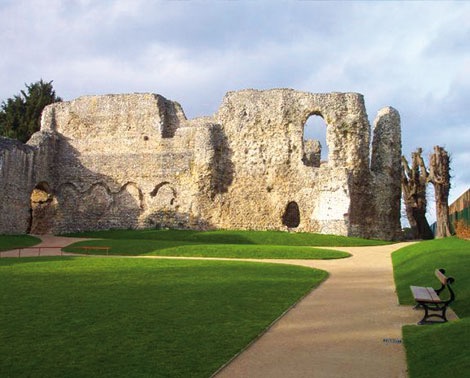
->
[[76, 246, 111, 255], [410, 268, 455, 325]]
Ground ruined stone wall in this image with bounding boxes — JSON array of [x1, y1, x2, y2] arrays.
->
[[0, 89, 402, 239], [0, 138, 35, 233], [35, 94, 216, 233], [371, 107, 402, 239], [0, 132, 58, 233], [208, 89, 373, 235]]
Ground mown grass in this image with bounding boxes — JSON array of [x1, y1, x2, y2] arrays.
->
[[62, 228, 392, 259], [402, 318, 470, 378], [0, 257, 326, 377], [63, 239, 350, 259], [64, 229, 390, 246], [392, 237, 470, 378], [393, 237, 470, 315], [0, 234, 41, 252]]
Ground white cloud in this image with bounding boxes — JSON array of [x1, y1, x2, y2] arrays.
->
[[1, 0, 468, 209]]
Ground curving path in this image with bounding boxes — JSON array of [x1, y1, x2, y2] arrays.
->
[[1, 236, 458, 377], [0, 235, 92, 257], [214, 243, 423, 378]]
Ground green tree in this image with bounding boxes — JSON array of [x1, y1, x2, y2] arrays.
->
[[0, 79, 62, 142]]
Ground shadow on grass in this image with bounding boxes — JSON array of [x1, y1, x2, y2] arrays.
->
[[62, 239, 350, 260], [0, 235, 41, 252], [63, 229, 391, 247], [0, 257, 327, 377]]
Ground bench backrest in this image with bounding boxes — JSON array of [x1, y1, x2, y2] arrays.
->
[[434, 268, 456, 304], [435, 268, 455, 286]]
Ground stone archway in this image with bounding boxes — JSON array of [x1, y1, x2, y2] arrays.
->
[[302, 113, 328, 166], [29, 182, 56, 234], [282, 201, 300, 228]]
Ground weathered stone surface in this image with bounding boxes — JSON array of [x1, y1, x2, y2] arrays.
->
[[0, 89, 402, 239], [0, 138, 36, 233], [371, 107, 402, 239]]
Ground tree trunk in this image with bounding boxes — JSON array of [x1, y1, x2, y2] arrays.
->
[[429, 146, 453, 238], [401, 159, 419, 238], [401, 149, 434, 239], [412, 207, 434, 240]]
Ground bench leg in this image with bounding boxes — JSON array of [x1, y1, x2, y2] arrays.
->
[[417, 303, 448, 325]]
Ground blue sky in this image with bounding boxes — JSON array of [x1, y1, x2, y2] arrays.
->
[[1, 0, 469, 219]]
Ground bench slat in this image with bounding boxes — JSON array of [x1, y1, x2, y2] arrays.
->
[[411, 286, 442, 303]]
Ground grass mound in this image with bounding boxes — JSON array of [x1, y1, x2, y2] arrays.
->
[[0, 234, 41, 252], [392, 237, 470, 315], [392, 237, 470, 378], [64, 229, 390, 246], [63, 239, 349, 259], [62, 228, 393, 259], [0, 257, 326, 377], [403, 318, 470, 378]]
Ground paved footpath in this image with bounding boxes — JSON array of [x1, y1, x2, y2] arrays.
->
[[214, 243, 457, 378], [1, 237, 458, 377], [0, 235, 91, 257]]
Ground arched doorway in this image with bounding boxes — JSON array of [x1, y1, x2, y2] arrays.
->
[[282, 201, 300, 228], [29, 182, 56, 234]]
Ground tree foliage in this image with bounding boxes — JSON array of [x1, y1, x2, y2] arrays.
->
[[0, 80, 62, 142]]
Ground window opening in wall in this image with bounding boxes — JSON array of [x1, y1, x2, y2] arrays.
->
[[303, 114, 329, 165], [28, 182, 56, 234], [282, 201, 300, 228], [150, 182, 171, 197]]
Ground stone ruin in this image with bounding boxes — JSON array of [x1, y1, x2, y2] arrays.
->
[[0, 89, 402, 240]]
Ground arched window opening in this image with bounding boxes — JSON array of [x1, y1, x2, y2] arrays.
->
[[29, 182, 56, 234], [150, 181, 171, 197], [150, 182, 177, 207], [302, 114, 328, 166], [282, 201, 300, 228]]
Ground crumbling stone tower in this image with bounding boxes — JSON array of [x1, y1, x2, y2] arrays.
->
[[0, 89, 402, 239]]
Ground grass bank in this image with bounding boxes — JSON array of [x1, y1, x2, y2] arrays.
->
[[0, 234, 41, 252], [63, 238, 350, 259], [0, 257, 326, 377], [392, 237, 470, 378], [62, 228, 392, 259], [64, 229, 390, 246]]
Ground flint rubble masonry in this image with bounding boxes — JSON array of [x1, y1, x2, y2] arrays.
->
[[0, 89, 402, 239]]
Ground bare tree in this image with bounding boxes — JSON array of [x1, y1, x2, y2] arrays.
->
[[401, 148, 434, 239], [428, 146, 453, 238]]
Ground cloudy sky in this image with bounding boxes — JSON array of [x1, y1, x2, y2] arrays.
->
[[1, 0, 469, 218]]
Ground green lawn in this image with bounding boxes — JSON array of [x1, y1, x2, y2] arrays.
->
[[392, 237, 470, 378], [63, 239, 350, 259], [64, 228, 390, 246], [62, 228, 393, 259], [8, 231, 466, 377], [0, 257, 326, 377], [0, 234, 41, 252], [393, 237, 470, 315]]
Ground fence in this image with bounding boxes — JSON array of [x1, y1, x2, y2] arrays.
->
[[449, 189, 470, 226], [0, 246, 64, 258], [0, 245, 111, 258]]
